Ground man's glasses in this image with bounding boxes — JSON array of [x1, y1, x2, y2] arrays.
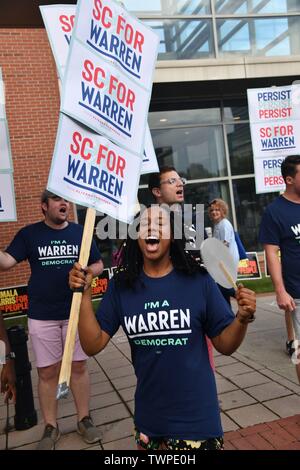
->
[[160, 177, 187, 186]]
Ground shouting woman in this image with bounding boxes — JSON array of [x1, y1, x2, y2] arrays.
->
[[69, 205, 256, 450]]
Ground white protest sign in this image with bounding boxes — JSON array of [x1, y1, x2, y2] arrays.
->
[[247, 84, 300, 194], [47, 114, 142, 223], [40, 5, 75, 80], [0, 173, 17, 222], [0, 120, 13, 171], [0, 68, 15, 215], [61, 39, 149, 156], [142, 125, 159, 174], [75, 0, 159, 90], [248, 85, 300, 157], [254, 157, 285, 194], [40, 4, 158, 173], [0, 70, 5, 120]]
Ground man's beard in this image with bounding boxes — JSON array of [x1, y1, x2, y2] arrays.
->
[[50, 215, 68, 226]]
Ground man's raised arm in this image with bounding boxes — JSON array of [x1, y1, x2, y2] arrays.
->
[[0, 251, 17, 271]]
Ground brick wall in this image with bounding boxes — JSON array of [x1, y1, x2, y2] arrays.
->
[[0, 28, 74, 288]]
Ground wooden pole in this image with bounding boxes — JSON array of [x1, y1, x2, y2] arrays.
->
[[219, 261, 238, 290], [56, 207, 96, 399]]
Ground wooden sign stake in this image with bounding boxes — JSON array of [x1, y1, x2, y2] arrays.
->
[[56, 207, 96, 399]]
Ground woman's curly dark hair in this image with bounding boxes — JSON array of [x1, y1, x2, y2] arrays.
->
[[113, 205, 205, 289]]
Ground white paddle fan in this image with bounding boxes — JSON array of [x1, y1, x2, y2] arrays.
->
[[200, 238, 239, 289]]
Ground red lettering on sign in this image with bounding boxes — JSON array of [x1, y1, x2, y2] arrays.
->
[[96, 144, 126, 177], [70, 132, 93, 161], [109, 75, 135, 110], [273, 125, 293, 137], [116, 15, 144, 52], [59, 14, 75, 33], [82, 60, 106, 89], [93, 0, 112, 28], [260, 127, 272, 138], [264, 176, 284, 186]]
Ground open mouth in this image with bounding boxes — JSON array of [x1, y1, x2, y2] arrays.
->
[[59, 207, 67, 214], [176, 190, 183, 196], [145, 236, 160, 246]]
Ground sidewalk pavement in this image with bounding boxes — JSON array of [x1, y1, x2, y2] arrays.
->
[[1, 293, 299, 450]]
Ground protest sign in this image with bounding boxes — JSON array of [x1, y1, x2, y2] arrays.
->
[[0, 68, 13, 172], [0, 285, 28, 319], [0, 267, 111, 319], [237, 252, 261, 281], [142, 125, 159, 174], [61, 0, 158, 157], [253, 157, 285, 193], [74, 0, 159, 90], [0, 68, 16, 221], [0, 120, 13, 171], [91, 268, 110, 300], [61, 39, 150, 156], [40, 4, 76, 80], [41, 1, 159, 90], [0, 173, 17, 221], [0, 70, 5, 120], [46, 3, 158, 396], [48, 114, 141, 223], [247, 84, 300, 193], [40, 3, 158, 173]]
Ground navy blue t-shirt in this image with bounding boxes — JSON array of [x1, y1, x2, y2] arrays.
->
[[259, 196, 300, 299], [96, 269, 235, 440], [6, 221, 101, 320]]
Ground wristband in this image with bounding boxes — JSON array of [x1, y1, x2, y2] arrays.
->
[[236, 313, 255, 324]]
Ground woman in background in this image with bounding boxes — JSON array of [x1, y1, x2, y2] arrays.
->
[[208, 198, 239, 303]]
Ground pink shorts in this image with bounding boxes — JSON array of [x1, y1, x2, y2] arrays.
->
[[28, 318, 88, 368]]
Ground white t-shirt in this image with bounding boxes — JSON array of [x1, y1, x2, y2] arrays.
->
[[213, 218, 239, 267]]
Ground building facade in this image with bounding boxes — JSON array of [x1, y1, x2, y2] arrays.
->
[[1, 0, 300, 288], [133, 0, 300, 253]]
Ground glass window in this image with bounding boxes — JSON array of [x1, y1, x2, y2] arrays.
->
[[223, 99, 249, 121], [215, 0, 300, 14], [184, 180, 231, 227], [233, 178, 277, 251], [143, 19, 214, 59], [226, 123, 254, 176], [215, 0, 249, 14], [217, 19, 250, 53], [255, 17, 300, 56], [150, 126, 227, 179], [124, 0, 211, 15], [217, 17, 300, 56], [149, 107, 221, 128], [123, 0, 162, 13]]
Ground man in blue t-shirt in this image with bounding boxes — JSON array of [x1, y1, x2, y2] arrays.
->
[[259, 155, 300, 383], [0, 190, 103, 449]]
